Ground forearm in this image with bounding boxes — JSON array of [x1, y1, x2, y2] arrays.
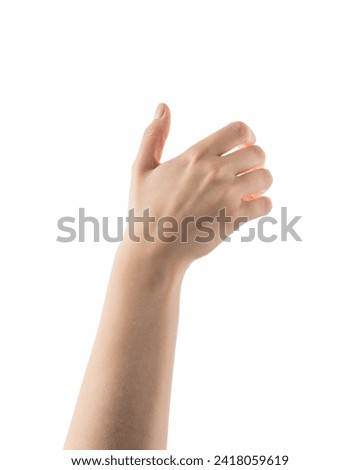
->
[[64, 241, 186, 450], [64, 104, 272, 450]]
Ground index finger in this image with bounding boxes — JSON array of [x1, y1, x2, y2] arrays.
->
[[192, 121, 256, 157]]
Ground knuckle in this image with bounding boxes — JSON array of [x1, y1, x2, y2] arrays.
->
[[230, 121, 248, 138], [260, 168, 273, 187], [185, 144, 204, 163], [143, 124, 165, 141], [203, 157, 227, 183], [207, 163, 221, 180], [262, 197, 272, 213], [252, 145, 266, 164]]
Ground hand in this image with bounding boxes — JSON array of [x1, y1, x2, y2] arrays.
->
[[65, 103, 273, 450], [125, 103, 273, 269]]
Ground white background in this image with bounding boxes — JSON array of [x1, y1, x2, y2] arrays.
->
[[0, 1, 359, 469]]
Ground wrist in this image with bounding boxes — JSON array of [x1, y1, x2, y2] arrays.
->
[[115, 235, 188, 288]]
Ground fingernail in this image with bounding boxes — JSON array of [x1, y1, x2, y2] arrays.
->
[[154, 103, 165, 119]]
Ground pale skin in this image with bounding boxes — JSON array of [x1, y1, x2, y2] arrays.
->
[[64, 103, 273, 450]]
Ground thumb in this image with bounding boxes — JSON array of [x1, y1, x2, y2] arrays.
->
[[134, 103, 171, 173]]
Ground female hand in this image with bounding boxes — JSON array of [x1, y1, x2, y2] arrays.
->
[[126, 103, 273, 269]]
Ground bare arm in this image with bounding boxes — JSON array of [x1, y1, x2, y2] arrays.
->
[[64, 103, 272, 449], [64, 243, 184, 449]]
